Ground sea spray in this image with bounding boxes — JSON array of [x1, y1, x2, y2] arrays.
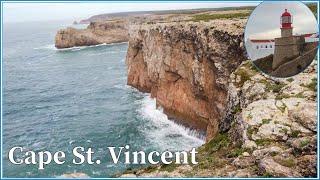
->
[[138, 95, 205, 152]]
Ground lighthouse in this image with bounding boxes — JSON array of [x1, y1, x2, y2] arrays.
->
[[280, 9, 293, 37], [272, 9, 305, 71]]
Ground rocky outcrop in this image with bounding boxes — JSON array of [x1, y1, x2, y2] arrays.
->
[[121, 60, 317, 178], [55, 20, 128, 49], [126, 19, 246, 140]]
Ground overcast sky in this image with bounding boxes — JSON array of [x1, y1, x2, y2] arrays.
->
[[3, 2, 260, 23], [245, 1, 318, 40]]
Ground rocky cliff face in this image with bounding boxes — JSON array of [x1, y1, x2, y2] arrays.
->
[[126, 20, 246, 140], [55, 21, 128, 49], [122, 60, 317, 178], [124, 18, 317, 177]]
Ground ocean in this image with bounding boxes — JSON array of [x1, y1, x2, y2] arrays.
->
[[2, 21, 204, 178]]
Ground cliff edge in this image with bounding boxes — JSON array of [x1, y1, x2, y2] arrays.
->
[[126, 20, 247, 140]]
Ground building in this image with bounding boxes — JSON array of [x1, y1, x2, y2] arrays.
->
[[246, 9, 318, 77]]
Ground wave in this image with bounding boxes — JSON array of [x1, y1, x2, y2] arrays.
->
[[33, 42, 128, 52], [33, 44, 56, 50], [138, 95, 205, 152]]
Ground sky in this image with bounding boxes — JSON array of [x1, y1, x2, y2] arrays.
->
[[3, 2, 260, 23], [245, 1, 318, 40]]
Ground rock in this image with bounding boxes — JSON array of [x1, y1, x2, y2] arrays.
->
[[242, 152, 250, 157], [288, 102, 316, 132], [126, 20, 246, 141], [59, 173, 90, 178], [119, 174, 137, 178], [232, 156, 255, 168], [55, 21, 128, 49], [252, 146, 283, 159], [296, 155, 317, 177], [242, 140, 257, 150], [289, 136, 316, 154], [230, 168, 257, 177], [259, 157, 302, 177]]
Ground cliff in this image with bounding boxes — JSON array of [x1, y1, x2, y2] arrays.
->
[[124, 19, 317, 177], [55, 20, 128, 49], [126, 20, 247, 140], [123, 59, 317, 177]]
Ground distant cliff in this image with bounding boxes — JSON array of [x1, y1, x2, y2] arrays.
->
[[55, 20, 128, 49]]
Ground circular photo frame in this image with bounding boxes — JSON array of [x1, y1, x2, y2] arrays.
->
[[245, 1, 318, 78]]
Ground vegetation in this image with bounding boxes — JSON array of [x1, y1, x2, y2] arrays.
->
[[286, 78, 294, 83], [247, 126, 258, 139], [262, 119, 272, 124], [266, 82, 286, 93], [227, 147, 247, 158], [300, 139, 310, 148], [302, 78, 317, 92], [307, 3, 317, 17], [234, 68, 252, 87], [191, 12, 251, 22], [255, 139, 272, 146], [203, 133, 230, 153], [275, 157, 295, 168]]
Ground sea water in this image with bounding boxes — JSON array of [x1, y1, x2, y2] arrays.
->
[[2, 21, 204, 177]]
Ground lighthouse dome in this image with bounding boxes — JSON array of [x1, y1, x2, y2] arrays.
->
[[281, 9, 291, 17]]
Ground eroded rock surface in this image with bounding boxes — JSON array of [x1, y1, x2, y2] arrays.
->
[[126, 20, 247, 140]]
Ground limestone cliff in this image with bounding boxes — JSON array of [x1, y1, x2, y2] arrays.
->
[[126, 20, 246, 140], [122, 60, 317, 178], [55, 20, 128, 49], [124, 18, 317, 177]]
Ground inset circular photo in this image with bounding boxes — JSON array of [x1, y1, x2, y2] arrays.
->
[[245, 1, 318, 78]]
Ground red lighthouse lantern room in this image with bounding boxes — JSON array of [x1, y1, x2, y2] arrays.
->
[[281, 9, 292, 29]]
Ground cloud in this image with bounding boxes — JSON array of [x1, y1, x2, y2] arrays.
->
[[245, 1, 318, 40], [3, 2, 259, 23]]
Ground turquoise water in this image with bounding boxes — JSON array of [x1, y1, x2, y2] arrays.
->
[[2, 21, 204, 178]]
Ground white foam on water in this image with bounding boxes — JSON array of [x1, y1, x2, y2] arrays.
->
[[33, 42, 128, 52], [138, 95, 205, 152], [33, 44, 56, 50]]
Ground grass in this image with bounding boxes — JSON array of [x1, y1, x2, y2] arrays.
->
[[234, 68, 252, 87], [227, 147, 246, 158], [286, 78, 294, 83], [203, 133, 230, 153], [266, 82, 286, 93], [275, 158, 295, 168], [299, 139, 310, 148], [255, 139, 272, 146], [262, 119, 272, 124], [247, 126, 258, 139], [302, 78, 317, 92], [291, 130, 300, 138], [191, 12, 251, 22], [276, 101, 287, 113], [232, 104, 242, 114]]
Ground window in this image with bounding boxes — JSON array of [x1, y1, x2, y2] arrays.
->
[[256, 46, 259, 49], [265, 45, 268, 48], [270, 45, 272, 48]]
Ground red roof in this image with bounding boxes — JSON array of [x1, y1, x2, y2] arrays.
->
[[250, 33, 318, 43], [250, 39, 274, 43], [281, 9, 291, 17]]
